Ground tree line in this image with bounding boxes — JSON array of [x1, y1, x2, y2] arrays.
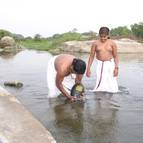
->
[[0, 22, 143, 41]]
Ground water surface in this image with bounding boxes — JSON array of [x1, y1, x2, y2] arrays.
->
[[0, 50, 143, 143]]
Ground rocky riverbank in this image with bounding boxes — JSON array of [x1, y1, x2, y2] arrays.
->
[[0, 86, 56, 143], [58, 38, 143, 53]]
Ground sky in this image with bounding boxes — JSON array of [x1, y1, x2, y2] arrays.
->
[[0, 0, 143, 37]]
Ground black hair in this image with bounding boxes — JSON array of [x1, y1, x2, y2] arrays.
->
[[72, 58, 86, 74], [99, 27, 110, 35]]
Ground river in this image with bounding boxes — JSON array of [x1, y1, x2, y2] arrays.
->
[[0, 49, 143, 143]]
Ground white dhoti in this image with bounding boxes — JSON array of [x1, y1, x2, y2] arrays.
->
[[92, 59, 118, 93], [47, 56, 75, 98]]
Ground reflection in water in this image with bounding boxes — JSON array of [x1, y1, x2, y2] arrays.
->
[[54, 102, 84, 134], [0, 50, 21, 59], [94, 103, 118, 143], [53, 102, 84, 143], [50, 97, 119, 143], [80, 97, 118, 143], [119, 53, 143, 62]]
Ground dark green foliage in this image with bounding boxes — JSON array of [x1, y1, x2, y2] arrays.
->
[[34, 34, 42, 41], [110, 26, 132, 37], [0, 29, 12, 39], [131, 22, 143, 38]]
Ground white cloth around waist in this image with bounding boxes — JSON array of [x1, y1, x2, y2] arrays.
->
[[92, 58, 119, 93]]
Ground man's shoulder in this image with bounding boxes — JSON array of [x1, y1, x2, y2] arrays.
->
[[58, 54, 75, 58]]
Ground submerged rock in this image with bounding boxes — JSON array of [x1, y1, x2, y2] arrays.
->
[[4, 81, 23, 88]]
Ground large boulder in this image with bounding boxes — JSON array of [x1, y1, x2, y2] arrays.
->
[[59, 41, 93, 53], [115, 38, 143, 53], [0, 36, 15, 48], [0, 36, 23, 53]]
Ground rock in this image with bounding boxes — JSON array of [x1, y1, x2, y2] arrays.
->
[[0, 36, 23, 53], [0, 36, 15, 48], [59, 40, 92, 53], [4, 81, 23, 88], [0, 48, 4, 52], [115, 39, 143, 53], [59, 39, 143, 53]]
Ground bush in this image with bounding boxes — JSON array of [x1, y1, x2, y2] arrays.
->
[[0, 29, 12, 39]]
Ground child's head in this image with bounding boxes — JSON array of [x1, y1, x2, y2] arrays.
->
[[99, 27, 110, 42]]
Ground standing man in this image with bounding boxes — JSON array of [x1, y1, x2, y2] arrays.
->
[[86, 27, 119, 93], [47, 54, 86, 101]]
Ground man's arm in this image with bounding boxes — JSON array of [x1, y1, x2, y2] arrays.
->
[[112, 41, 119, 76], [86, 42, 96, 77], [56, 73, 72, 99], [75, 74, 83, 83]]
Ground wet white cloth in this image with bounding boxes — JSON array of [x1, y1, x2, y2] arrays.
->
[[92, 59, 118, 93], [47, 56, 75, 98]]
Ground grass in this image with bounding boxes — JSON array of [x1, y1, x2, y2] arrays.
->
[[18, 39, 56, 51], [18, 32, 85, 51]]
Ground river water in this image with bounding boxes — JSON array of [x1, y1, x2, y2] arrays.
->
[[0, 49, 143, 143]]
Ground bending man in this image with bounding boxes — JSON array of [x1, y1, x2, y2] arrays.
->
[[47, 54, 86, 101]]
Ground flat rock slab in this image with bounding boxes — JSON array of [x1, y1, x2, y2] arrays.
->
[[0, 86, 56, 143]]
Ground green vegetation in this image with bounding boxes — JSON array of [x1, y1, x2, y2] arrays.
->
[[18, 31, 97, 51], [19, 39, 53, 51], [131, 22, 143, 38], [110, 23, 143, 41], [0, 22, 143, 51], [0, 29, 12, 39], [110, 26, 132, 37], [19, 32, 83, 51]]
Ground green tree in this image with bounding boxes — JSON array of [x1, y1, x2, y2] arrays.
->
[[131, 22, 143, 38], [0, 29, 12, 39], [110, 26, 132, 37], [13, 34, 25, 41], [82, 31, 97, 40], [34, 34, 42, 41]]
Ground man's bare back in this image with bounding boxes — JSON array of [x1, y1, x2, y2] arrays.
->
[[55, 54, 75, 77], [53, 54, 86, 100]]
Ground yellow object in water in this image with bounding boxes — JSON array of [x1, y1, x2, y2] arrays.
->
[[71, 83, 84, 97], [76, 85, 84, 92]]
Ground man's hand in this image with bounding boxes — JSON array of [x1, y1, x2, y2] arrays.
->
[[69, 96, 77, 102], [86, 69, 91, 77], [114, 68, 118, 77]]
